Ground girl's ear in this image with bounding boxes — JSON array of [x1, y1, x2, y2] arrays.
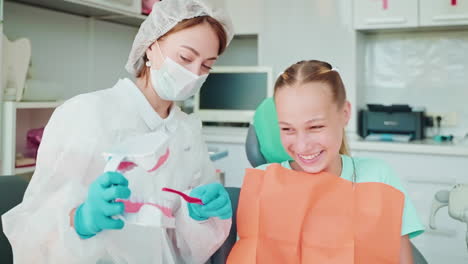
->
[[343, 101, 351, 126]]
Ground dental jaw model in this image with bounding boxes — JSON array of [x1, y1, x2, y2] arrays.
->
[[103, 131, 173, 222], [101, 131, 181, 264], [430, 184, 468, 250]]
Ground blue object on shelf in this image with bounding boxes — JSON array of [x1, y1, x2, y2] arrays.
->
[[208, 147, 229, 161]]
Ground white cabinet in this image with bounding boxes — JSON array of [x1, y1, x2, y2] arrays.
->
[[7, 0, 146, 27], [1, 101, 62, 175], [354, 0, 418, 29], [420, 0, 468, 26], [71, 0, 142, 15], [352, 149, 468, 264], [225, 0, 263, 35]]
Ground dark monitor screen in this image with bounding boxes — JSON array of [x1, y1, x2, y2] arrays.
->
[[199, 72, 269, 110]]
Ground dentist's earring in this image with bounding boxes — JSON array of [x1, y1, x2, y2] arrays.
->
[[146, 61, 151, 67]]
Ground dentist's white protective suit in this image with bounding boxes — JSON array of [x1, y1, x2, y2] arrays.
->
[[2, 0, 234, 263]]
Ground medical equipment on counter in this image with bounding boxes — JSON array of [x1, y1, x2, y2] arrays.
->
[[430, 184, 468, 250], [208, 146, 228, 161], [2, 34, 31, 101], [358, 104, 426, 141], [207, 147, 228, 185], [193, 66, 273, 125]]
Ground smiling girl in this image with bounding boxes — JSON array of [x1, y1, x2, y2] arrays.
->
[[228, 60, 424, 264]]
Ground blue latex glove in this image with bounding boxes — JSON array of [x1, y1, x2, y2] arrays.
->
[[74, 171, 131, 239], [188, 183, 232, 221]]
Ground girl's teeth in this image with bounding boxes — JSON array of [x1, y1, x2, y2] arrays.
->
[[300, 152, 321, 160]]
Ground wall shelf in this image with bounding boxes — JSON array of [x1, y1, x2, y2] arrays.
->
[[15, 166, 35, 175], [1, 101, 63, 175], [6, 0, 147, 27], [14, 101, 64, 109]]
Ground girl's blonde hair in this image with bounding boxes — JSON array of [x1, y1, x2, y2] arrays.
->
[[274, 60, 350, 155]]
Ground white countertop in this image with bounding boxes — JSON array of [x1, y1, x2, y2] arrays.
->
[[202, 126, 248, 144], [348, 136, 468, 157], [202, 126, 468, 157]]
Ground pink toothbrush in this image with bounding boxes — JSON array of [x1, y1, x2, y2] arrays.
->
[[115, 199, 174, 218], [162, 187, 204, 205]]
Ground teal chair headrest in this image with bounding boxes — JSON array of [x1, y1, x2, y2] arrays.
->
[[253, 97, 292, 164]]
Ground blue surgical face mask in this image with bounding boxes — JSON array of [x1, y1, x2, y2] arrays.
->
[[149, 42, 208, 101]]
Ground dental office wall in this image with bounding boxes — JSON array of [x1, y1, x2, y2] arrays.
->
[[4, 1, 137, 100], [216, 35, 258, 66], [363, 30, 468, 137], [259, 0, 358, 132]]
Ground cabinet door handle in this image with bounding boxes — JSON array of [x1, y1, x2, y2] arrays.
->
[[433, 15, 468, 22], [364, 18, 407, 25], [104, 0, 133, 6], [405, 177, 456, 185], [424, 228, 457, 237]]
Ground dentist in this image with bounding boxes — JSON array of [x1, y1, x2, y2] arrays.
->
[[2, 0, 234, 263]]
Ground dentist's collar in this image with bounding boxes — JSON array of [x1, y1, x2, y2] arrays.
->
[[120, 78, 179, 133]]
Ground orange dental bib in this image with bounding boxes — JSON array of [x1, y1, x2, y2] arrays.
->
[[227, 164, 404, 264]]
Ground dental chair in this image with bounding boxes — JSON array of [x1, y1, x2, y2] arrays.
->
[[210, 97, 428, 264], [0, 175, 29, 264]]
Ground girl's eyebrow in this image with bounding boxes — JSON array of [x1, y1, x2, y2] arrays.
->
[[305, 117, 325, 123], [279, 117, 326, 126]]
